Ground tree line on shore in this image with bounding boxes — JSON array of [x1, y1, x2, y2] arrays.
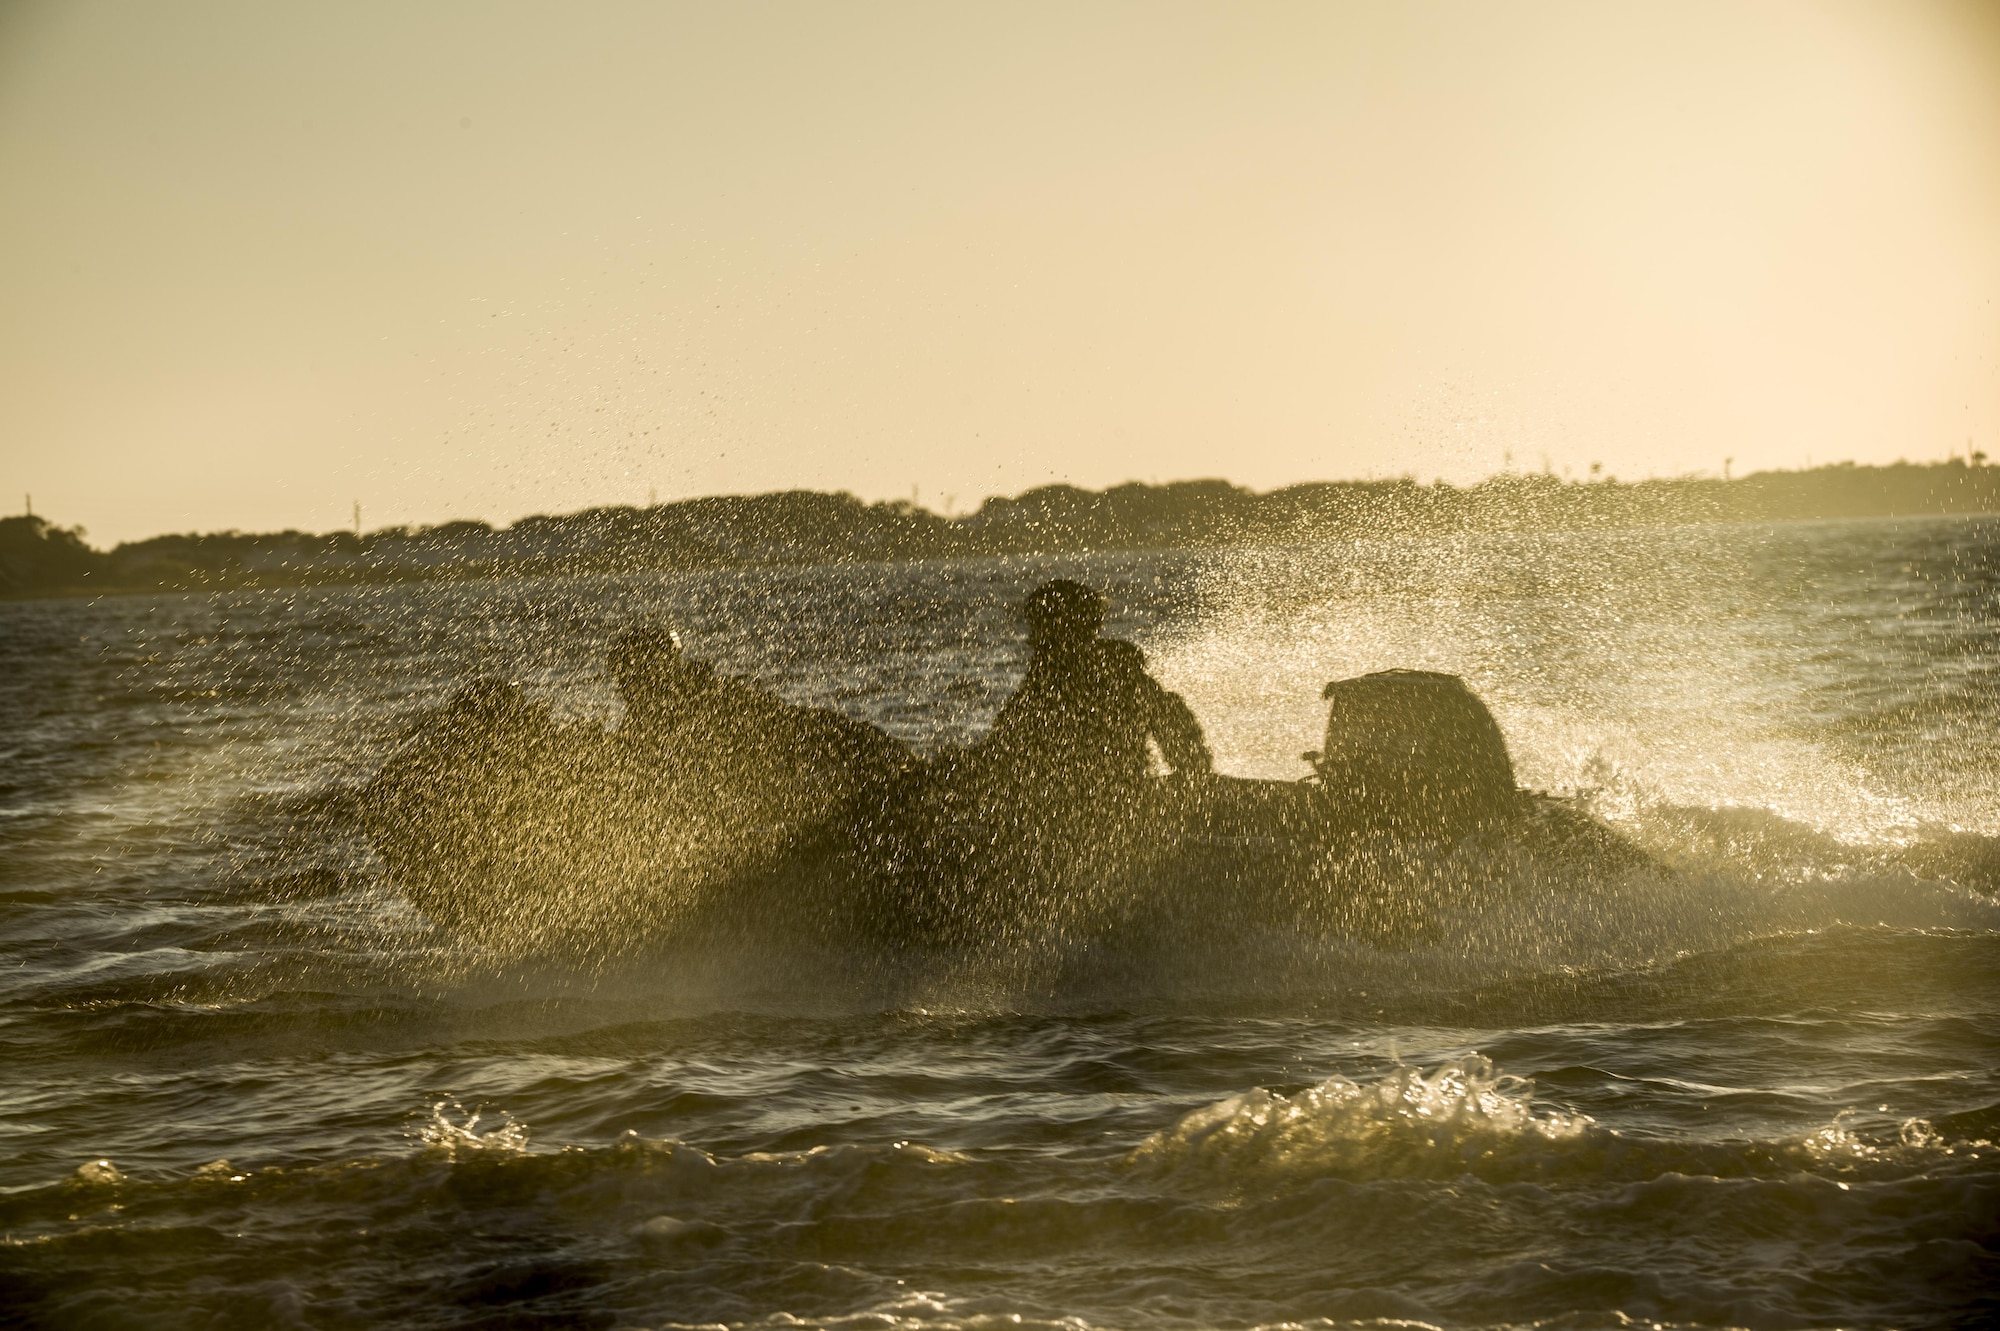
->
[[4, 458, 1996, 598]]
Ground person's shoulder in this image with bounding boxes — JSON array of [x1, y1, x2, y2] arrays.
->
[[701, 671, 785, 723], [1097, 638, 1147, 671], [712, 669, 773, 700]]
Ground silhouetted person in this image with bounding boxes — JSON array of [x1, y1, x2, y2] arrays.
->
[[851, 580, 1213, 945], [608, 623, 907, 827], [979, 580, 1211, 798], [373, 677, 557, 797], [608, 625, 726, 744]]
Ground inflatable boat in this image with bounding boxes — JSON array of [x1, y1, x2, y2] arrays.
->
[[357, 670, 1654, 958]]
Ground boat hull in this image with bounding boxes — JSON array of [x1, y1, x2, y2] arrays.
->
[[358, 715, 1654, 960]]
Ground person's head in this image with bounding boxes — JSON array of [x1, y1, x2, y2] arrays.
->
[[609, 624, 700, 720], [1020, 579, 1106, 653]]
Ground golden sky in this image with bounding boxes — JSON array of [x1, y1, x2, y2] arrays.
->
[[2, 0, 1996, 543]]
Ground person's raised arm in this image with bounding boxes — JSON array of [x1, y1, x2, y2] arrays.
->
[[1150, 684, 1213, 776], [1104, 639, 1213, 777]]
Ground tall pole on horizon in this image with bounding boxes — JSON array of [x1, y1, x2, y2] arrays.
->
[[353, 500, 361, 538]]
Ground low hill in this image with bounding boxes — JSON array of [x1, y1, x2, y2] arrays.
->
[[4, 459, 1996, 598]]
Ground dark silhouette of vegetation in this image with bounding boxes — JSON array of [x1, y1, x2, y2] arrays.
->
[[5, 459, 1996, 598], [0, 516, 106, 595]]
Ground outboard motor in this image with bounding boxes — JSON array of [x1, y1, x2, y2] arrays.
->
[[1309, 670, 1520, 840]]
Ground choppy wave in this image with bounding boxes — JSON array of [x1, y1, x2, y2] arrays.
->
[[1130, 1056, 1598, 1183], [5, 1061, 1993, 1330], [1133, 1055, 1998, 1190]]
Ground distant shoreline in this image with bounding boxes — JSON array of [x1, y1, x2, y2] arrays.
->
[[5, 460, 1996, 601]]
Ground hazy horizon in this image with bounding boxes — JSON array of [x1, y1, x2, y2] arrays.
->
[[18, 454, 1997, 551], [4, 0, 1997, 545]]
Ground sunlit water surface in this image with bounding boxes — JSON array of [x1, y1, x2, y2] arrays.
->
[[2, 518, 1997, 1329]]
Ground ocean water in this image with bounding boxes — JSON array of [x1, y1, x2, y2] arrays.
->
[[2, 517, 1996, 1330]]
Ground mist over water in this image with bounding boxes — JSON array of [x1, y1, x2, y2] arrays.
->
[[2, 516, 1996, 1329]]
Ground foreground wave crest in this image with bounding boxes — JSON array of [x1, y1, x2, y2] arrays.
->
[[1132, 1056, 1593, 1184]]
